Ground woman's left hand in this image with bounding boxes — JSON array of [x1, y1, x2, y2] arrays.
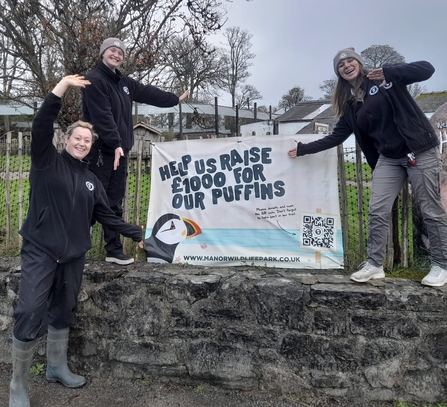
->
[[138, 225, 145, 249], [179, 90, 190, 103], [367, 68, 387, 87]]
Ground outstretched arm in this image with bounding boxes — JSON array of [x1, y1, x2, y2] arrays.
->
[[31, 75, 91, 169], [368, 61, 435, 87], [287, 117, 353, 159]]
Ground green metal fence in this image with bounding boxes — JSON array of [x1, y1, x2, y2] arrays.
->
[[0, 132, 413, 268]]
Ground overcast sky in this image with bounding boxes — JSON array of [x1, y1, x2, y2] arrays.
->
[[210, 0, 447, 108]]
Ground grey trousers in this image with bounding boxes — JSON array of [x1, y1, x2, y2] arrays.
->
[[368, 146, 447, 268], [13, 240, 85, 342]]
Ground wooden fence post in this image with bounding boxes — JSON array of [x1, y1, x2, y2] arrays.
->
[[337, 145, 349, 256], [401, 182, 410, 267], [133, 139, 143, 227], [5, 132, 12, 242], [18, 133, 24, 244], [120, 154, 130, 255], [391, 199, 401, 265], [355, 142, 365, 260], [386, 215, 394, 270]]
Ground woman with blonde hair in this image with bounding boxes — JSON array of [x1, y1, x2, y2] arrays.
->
[[10, 75, 142, 407]]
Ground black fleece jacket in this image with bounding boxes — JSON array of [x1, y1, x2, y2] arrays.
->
[[20, 92, 142, 263], [297, 61, 438, 169], [82, 62, 180, 154]]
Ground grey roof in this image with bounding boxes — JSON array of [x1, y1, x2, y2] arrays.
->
[[136, 103, 280, 120], [297, 117, 337, 134], [0, 104, 35, 116], [276, 100, 332, 122], [415, 92, 447, 114], [133, 122, 162, 135], [312, 104, 336, 119], [295, 122, 314, 133], [275, 91, 447, 135], [0, 102, 280, 121], [11, 121, 32, 129], [302, 105, 338, 133], [274, 100, 337, 134]]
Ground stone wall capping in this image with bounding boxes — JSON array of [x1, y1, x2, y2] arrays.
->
[[1, 257, 446, 403]]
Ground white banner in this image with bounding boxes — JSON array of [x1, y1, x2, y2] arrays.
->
[[143, 135, 343, 269]]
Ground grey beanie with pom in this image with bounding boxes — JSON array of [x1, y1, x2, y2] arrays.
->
[[333, 47, 363, 75], [99, 38, 126, 58]]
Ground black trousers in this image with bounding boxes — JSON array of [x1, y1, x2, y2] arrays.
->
[[13, 240, 85, 342], [87, 147, 128, 256]]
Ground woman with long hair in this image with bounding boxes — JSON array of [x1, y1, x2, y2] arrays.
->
[[288, 47, 447, 287]]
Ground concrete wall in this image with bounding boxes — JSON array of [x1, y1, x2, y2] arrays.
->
[[1, 257, 446, 404]]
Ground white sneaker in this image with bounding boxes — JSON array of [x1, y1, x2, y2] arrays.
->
[[105, 253, 134, 266], [350, 262, 385, 283], [421, 265, 447, 287]]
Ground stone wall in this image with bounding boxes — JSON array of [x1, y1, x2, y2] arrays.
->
[[1, 257, 446, 403]]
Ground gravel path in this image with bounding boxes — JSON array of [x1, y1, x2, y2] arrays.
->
[[0, 367, 398, 407]]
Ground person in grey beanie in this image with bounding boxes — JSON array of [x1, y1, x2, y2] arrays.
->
[[82, 38, 189, 266], [288, 47, 447, 287]]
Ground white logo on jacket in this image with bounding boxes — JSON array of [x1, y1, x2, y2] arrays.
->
[[86, 181, 94, 191], [369, 82, 393, 96], [123, 86, 130, 95], [369, 86, 379, 96]]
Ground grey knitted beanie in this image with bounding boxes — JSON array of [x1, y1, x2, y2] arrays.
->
[[99, 38, 126, 58], [333, 47, 363, 76]]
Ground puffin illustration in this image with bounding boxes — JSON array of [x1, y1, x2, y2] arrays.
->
[[143, 213, 202, 263]]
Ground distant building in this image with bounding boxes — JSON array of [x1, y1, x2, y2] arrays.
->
[[414, 91, 447, 118], [240, 91, 447, 141], [130, 122, 164, 157]]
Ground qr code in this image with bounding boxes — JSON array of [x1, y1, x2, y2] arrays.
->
[[301, 214, 336, 250]]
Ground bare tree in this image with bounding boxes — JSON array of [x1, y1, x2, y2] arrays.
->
[[360, 44, 405, 70], [0, 33, 26, 133], [236, 84, 262, 109], [407, 83, 427, 99], [222, 26, 255, 108], [256, 105, 270, 113], [159, 33, 227, 130], [162, 33, 226, 102], [0, 0, 229, 128], [0, 34, 23, 100], [319, 76, 337, 100], [278, 86, 312, 111]]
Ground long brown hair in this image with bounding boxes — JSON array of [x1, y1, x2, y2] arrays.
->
[[332, 67, 367, 118]]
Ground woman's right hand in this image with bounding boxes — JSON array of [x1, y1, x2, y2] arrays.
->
[[288, 140, 298, 158], [113, 147, 124, 170]]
